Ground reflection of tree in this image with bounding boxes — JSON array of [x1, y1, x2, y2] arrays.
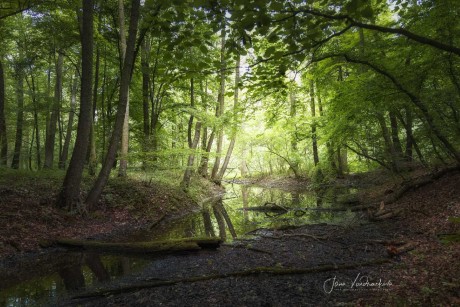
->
[[241, 186, 249, 220], [201, 206, 216, 237], [291, 191, 300, 207], [184, 218, 196, 237], [212, 198, 237, 240], [85, 253, 110, 282], [212, 204, 226, 240], [316, 188, 325, 207], [58, 264, 85, 291]]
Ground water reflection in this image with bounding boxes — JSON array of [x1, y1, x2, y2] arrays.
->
[[1, 183, 357, 306], [0, 253, 148, 306]]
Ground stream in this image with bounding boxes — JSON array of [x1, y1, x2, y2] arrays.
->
[[0, 183, 360, 306]]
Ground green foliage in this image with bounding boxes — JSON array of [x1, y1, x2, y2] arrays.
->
[[1, 0, 459, 187]]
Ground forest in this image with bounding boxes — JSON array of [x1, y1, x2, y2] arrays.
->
[[0, 0, 459, 306]]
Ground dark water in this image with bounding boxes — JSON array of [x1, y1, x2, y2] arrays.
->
[[0, 183, 357, 306]]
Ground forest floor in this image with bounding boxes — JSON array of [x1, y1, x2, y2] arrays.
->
[[0, 168, 220, 259], [65, 167, 460, 306], [1, 167, 459, 305]]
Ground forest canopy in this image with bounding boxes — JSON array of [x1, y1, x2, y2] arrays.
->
[[0, 0, 459, 210]]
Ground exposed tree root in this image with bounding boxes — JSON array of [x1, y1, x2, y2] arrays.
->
[[71, 258, 391, 301]]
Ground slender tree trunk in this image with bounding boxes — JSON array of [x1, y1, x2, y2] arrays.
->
[[317, 85, 337, 172], [0, 60, 7, 166], [100, 46, 108, 160], [389, 111, 403, 157], [28, 72, 41, 169], [44, 52, 63, 169], [29, 127, 34, 170], [288, 90, 300, 176], [310, 79, 319, 166], [118, 0, 129, 177], [181, 122, 201, 190], [86, 0, 140, 209], [11, 68, 24, 169], [376, 113, 399, 171], [59, 74, 77, 169], [187, 78, 194, 148], [88, 45, 100, 175], [198, 79, 212, 177], [141, 37, 150, 169], [335, 66, 347, 176], [211, 21, 226, 180], [56, 0, 94, 210], [404, 108, 413, 161], [216, 53, 241, 183]]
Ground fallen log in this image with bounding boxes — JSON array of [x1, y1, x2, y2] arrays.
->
[[71, 258, 391, 300], [47, 237, 222, 254]]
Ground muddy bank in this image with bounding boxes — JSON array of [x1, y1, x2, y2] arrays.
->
[[0, 169, 219, 260]]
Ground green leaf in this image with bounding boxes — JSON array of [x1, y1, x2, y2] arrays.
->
[[264, 46, 276, 58]]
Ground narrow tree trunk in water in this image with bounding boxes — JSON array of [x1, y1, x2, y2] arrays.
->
[[44, 52, 63, 169], [56, 0, 94, 210], [86, 0, 140, 209]]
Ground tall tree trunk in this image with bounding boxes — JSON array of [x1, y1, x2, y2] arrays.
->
[[44, 52, 64, 169], [376, 113, 399, 172], [141, 37, 150, 169], [56, 0, 94, 210], [118, 0, 129, 177], [88, 44, 100, 175], [198, 79, 212, 177], [211, 21, 226, 180], [27, 72, 41, 169], [11, 67, 24, 169], [86, 0, 140, 209], [187, 78, 194, 148], [317, 85, 337, 172], [0, 60, 8, 165], [216, 53, 241, 183], [389, 111, 403, 157], [335, 66, 347, 176], [181, 122, 201, 190], [404, 108, 413, 161], [310, 79, 319, 166], [59, 74, 77, 169]]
